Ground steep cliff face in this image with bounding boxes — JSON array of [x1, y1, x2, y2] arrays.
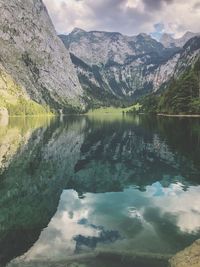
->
[[0, 0, 85, 113], [173, 36, 200, 77], [60, 29, 199, 104]]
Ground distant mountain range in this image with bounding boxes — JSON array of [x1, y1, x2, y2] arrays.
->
[[0, 0, 199, 115], [59, 29, 200, 107]]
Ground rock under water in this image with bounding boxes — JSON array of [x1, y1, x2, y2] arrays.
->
[[170, 240, 200, 267]]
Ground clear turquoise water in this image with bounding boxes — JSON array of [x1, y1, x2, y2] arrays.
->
[[0, 115, 200, 267]]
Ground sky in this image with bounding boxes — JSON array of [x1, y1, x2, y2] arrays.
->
[[43, 0, 200, 39]]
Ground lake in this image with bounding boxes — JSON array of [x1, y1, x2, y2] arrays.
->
[[0, 114, 200, 267]]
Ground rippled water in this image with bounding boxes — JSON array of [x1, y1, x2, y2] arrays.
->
[[0, 114, 200, 267]]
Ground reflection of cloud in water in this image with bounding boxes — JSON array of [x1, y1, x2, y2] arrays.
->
[[21, 190, 100, 261], [17, 183, 200, 262], [148, 183, 200, 233]]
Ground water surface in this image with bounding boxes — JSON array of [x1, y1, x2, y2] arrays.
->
[[0, 114, 200, 267]]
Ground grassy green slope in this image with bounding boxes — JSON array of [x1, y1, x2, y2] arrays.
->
[[0, 69, 53, 116], [86, 103, 141, 115]]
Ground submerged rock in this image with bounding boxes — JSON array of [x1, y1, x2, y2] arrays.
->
[[170, 240, 200, 267]]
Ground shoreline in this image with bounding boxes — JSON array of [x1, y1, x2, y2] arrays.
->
[[7, 250, 171, 267], [1, 111, 200, 118], [170, 239, 200, 267], [157, 113, 200, 118]]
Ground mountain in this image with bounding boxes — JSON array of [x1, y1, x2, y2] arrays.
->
[[59, 29, 181, 106], [59, 29, 199, 108], [61, 28, 164, 66], [0, 0, 85, 115], [160, 31, 200, 48], [0, 0, 199, 115], [140, 36, 200, 114]]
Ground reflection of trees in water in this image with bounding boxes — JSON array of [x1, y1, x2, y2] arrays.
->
[[0, 117, 52, 175], [70, 116, 200, 194], [140, 116, 200, 173]]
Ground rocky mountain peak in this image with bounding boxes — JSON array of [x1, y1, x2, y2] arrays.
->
[[160, 33, 175, 47], [160, 31, 200, 48], [61, 29, 167, 66], [71, 27, 86, 34], [137, 33, 151, 39]]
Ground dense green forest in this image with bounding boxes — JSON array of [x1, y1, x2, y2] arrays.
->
[[140, 59, 200, 114]]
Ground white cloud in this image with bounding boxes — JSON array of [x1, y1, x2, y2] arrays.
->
[[43, 0, 200, 37]]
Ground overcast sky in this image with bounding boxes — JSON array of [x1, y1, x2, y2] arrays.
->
[[43, 0, 200, 38]]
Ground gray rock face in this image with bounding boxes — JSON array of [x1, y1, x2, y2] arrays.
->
[[161, 32, 200, 48], [174, 36, 200, 77], [0, 0, 85, 111], [60, 29, 200, 102], [59, 30, 178, 100]]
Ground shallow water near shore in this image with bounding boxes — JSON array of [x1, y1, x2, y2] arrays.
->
[[0, 114, 200, 267]]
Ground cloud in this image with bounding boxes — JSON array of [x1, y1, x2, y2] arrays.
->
[[151, 23, 166, 40], [154, 23, 165, 32], [193, 1, 200, 9], [142, 0, 174, 11], [43, 0, 200, 37]]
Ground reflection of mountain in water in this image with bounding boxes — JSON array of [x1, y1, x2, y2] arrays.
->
[[0, 117, 86, 265], [0, 115, 200, 266], [0, 117, 52, 175], [69, 116, 200, 194]]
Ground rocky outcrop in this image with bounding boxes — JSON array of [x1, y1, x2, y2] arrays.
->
[[0, 0, 85, 112], [170, 240, 200, 267]]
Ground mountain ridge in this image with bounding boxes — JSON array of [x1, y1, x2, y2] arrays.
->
[[59, 29, 200, 109], [160, 31, 200, 48], [59, 31, 170, 99]]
